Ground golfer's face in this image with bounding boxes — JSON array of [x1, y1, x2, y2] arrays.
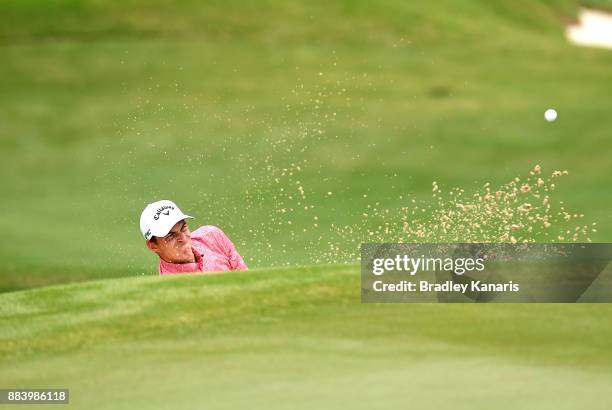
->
[[159, 220, 192, 262]]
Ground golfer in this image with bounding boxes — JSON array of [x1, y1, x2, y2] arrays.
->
[[140, 199, 248, 275]]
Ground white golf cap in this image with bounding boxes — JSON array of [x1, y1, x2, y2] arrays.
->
[[139, 199, 193, 240]]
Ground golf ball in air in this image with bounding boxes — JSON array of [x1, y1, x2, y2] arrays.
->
[[544, 109, 557, 122]]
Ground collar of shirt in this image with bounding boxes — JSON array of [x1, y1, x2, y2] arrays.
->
[[158, 242, 205, 274]]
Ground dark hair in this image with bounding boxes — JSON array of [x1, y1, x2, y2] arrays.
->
[[150, 236, 157, 243]]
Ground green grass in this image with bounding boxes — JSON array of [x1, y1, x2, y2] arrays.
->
[[1, 0, 612, 292], [1, 3, 611, 407], [1, 264, 612, 409]]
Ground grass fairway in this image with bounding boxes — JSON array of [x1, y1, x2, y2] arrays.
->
[[1, 265, 612, 409], [1, 2, 612, 406], [1, 1, 612, 292]]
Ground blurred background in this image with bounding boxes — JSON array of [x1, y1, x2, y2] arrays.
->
[[2, 3, 612, 409], [1, 0, 611, 292]]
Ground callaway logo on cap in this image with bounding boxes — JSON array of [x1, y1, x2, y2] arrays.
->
[[139, 199, 193, 240]]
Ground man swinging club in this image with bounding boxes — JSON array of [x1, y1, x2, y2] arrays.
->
[[140, 199, 247, 275]]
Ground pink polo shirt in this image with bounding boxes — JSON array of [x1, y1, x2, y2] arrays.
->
[[159, 225, 248, 275]]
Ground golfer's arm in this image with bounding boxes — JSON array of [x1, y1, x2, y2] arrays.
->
[[215, 228, 248, 270]]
